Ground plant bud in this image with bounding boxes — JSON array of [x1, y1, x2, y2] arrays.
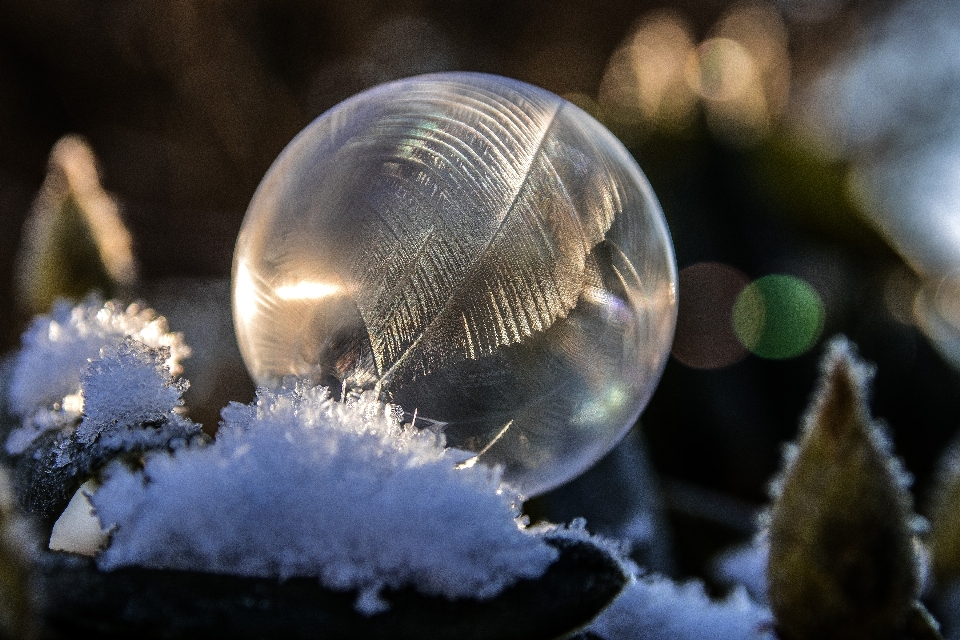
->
[[15, 135, 136, 316], [767, 337, 921, 639]]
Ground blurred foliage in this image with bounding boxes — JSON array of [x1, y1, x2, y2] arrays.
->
[[15, 135, 135, 316], [929, 441, 960, 590], [0, 467, 34, 640], [750, 133, 882, 250]]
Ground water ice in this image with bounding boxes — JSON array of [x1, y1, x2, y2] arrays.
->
[[73, 337, 199, 456], [233, 72, 677, 496], [714, 537, 770, 605]]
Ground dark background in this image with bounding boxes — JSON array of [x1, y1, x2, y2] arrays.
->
[[1, 0, 954, 581]]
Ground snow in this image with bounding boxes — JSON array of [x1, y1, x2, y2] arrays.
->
[[74, 337, 197, 457], [4, 296, 190, 455], [90, 382, 558, 614], [714, 537, 769, 605], [3, 296, 784, 629], [587, 574, 776, 640]]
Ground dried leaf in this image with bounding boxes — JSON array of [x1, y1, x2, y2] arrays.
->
[[767, 337, 920, 640]]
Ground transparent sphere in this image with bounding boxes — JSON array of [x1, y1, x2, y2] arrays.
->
[[233, 73, 677, 496]]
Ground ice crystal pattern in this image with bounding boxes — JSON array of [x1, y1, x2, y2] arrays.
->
[[233, 72, 677, 496]]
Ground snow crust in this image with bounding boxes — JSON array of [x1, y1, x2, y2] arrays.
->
[[5, 296, 190, 455], [91, 383, 558, 614]]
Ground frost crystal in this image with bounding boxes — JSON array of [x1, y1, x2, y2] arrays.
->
[[91, 383, 558, 614], [4, 296, 190, 454], [75, 338, 190, 450]]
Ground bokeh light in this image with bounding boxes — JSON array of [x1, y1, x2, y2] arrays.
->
[[716, 1, 790, 116], [598, 10, 697, 133], [883, 266, 920, 326], [597, 2, 789, 146], [733, 275, 825, 359], [672, 262, 750, 369], [687, 38, 758, 103]]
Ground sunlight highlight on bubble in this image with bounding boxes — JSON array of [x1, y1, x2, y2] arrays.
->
[[275, 281, 343, 301], [733, 275, 824, 359], [233, 261, 259, 324]]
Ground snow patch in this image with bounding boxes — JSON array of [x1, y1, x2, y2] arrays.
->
[[5, 296, 190, 455], [587, 574, 776, 640], [91, 383, 558, 614]]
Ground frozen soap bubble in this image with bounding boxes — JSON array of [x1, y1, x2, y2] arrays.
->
[[232, 72, 677, 496]]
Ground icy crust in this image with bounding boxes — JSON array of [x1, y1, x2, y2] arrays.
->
[[91, 383, 559, 615], [5, 297, 190, 455], [586, 575, 776, 640]]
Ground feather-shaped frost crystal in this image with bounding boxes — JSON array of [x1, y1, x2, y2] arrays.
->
[[232, 72, 677, 496]]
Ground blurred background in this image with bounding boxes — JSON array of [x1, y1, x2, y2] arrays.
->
[[2, 0, 960, 587]]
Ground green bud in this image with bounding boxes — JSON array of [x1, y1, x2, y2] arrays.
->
[[767, 337, 921, 640]]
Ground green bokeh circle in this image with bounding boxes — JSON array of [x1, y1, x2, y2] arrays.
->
[[732, 275, 825, 359]]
